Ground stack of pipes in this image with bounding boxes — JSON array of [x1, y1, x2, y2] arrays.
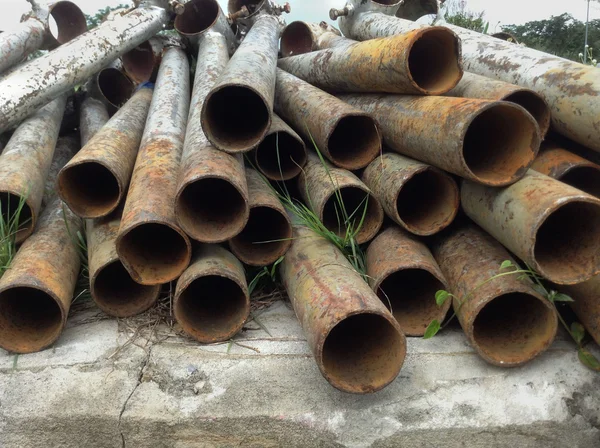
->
[[0, 0, 597, 394]]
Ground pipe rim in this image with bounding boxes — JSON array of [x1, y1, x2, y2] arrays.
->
[[174, 0, 221, 36], [502, 90, 551, 138], [556, 165, 600, 198], [254, 129, 307, 181], [96, 67, 135, 109], [121, 40, 160, 84], [46, 1, 88, 48], [280, 22, 316, 57], [326, 113, 382, 170]]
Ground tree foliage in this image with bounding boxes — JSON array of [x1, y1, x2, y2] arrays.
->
[[85, 4, 131, 29], [443, 0, 488, 33]]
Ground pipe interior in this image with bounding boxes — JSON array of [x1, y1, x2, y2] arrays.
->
[[49, 1, 87, 44], [228, 0, 266, 15], [377, 269, 446, 335], [0, 192, 33, 242], [395, 169, 458, 234], [504, 91, 550, 136], [534, 201, 600, 281], [0, 287, 63, 353], [373, 0, 402, 5], [328, 115, 380, 170], [255, 131, 307, 180], [408, 28, 462, 94], [462, 104, 538, 185], [98, 68, 134, 108], [322, 313, 404, 392], [559, 167, 600, 198], [396, 0, 439, 20], [175, 0, 219, 35], [280, 22, 314, 57], [176, 275, 248, 341], [473, 292, 556, 364], [122, 41, 156, 83]]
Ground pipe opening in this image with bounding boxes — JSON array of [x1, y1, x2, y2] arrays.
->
[[97, 68, 134, 108], [0, 287, 63, 353], [377, 269, 446, 336], [328, 115, 380, 170], [559, 167, 600, 198], [322, 187, 383, 244], [93, 261, 159, 317], [463, 104, 538, 185], [280, 22, 314, 57], [175, 0, 220, 35], [228, 0, 266, 15], [204, 86, 270, 152], [118, 223, 190, 284], [122, 41, 158, 83], [255, 131, 307, 180], [534, 201, 600, 282], [230, 206, 292, 266], [177, 178, 248, 242], [473, 292, 556, 364], [395, 169, 458, 235], [0, 192, 34, 242], [373, 0, 401, 5], [58, 162, 120, 218], [176, 275, 248, 341], [49, 1, 87, 45], [322, 313, 404, 392], [408, 28, 462, 94], [396, 0, 438, 20], [504, 91, 550, 136]]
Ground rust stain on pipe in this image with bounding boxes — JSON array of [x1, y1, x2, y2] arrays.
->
[[367, 226, 450, 336], [280, 225, 406, 393], [363, 153, 458, 235], [57, 87, 153, 219], [121, 37, 164, 83], [558, 275, 600, 346], [174, 0, 236, 52], [174, 244, 249, 343], [280, 21, 341, 56], [341, 94, 540, 186], [79, 96, 110, 146], [462, 170, 600, 285], [275, 69, 381, 170], [432, 224, 557, 366]]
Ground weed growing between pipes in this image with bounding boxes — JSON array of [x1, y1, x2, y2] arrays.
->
[[62, 204, 91, 304], [0, 194, 30, 278]]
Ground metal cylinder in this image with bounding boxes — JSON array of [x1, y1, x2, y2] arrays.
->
[[275, 69, 381, 170], [362, 153, 459, 235], [341, 94, 540, 186], [229, 168, 292, 266], [395, 0, 438, 20], [0, 17, 46, 74], [0, 95, 66, 243], [57, 87, 153, 219], [79, 96, 110, 146], [367, 226, 450, 336], [280, 21, 342, 56], [558, 275, 600, 346], [280, 225, 406, 393], [175, 32, 249, 243], [462, 170, 600, 285], [117, 47, 192, 285], [251, 113, 306, 181], [174, 244, 250, 343], [174, 0, 236, 51], [491, 32, 519, 44], [298, 152, 384, 244], [121, 37, 164, 84], [0, 6, 170, 134], [86, 60, 135, 114]]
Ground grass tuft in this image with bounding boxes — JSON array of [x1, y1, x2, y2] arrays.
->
[[0, 193, 30, 278]]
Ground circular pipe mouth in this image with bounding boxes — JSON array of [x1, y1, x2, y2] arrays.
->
[[321, 313, 405, 393], [0, 192, 34, 244], [174, 0, 220, 35], [321, 187, 383, 244], [395, 168, 459, 235], [58, 162, 120, 218], [408, 28, 463, 95], [92, 261, 160, 318], [97, 68, 134, 109], [255, 131, 307, 180], [534, 200, 600, 284], [396, 0, 438, 20], [327, 115, 381, 170], [372, 0, 402, 5], [229, 206, 292, 266], [176, 177, 249, 242], [122, 41, 159, 83], [559, 166, 600, 198], [504, 91, 551, 137], [280, 22, 315, 57], [472, 292, 556, 365], [462, 103, 539, 186], [175, 274, 249, 342], [0, 286, 64, 353], [117, 223, 191, 285], [48, 1, 87, 46]]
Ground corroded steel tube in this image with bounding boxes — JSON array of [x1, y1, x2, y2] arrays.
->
[[341, 94, 540, 186], [395, 0, 438, 20], [280, 21, 342, 56], [558, 275, 600, 346], [121, 37, 164, 84], [362, 153, 459, 235], [229, 168, 292, 266], [298, 152, 383, 244], [117, 47, 192, 285], [87, 61, 135, 114], [174, 0, 235, 52], [432, 224, 558, 366], [175, 31, 249, 243], [275, 69, 381, 170], [366, 226, 450, 336], [251, 113, 307, 181], [446, 72, 551, 137], [57, 87, 153, 218], [174, 244, 250, 343], [0, 95, 66, 243], [79, 96, 110, 146], [278, 27, 462, 96], [462, 170, 600, 285], [280, 225, 406, 393]]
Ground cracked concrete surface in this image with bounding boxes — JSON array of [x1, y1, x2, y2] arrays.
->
[[0, 300, 598, 447]]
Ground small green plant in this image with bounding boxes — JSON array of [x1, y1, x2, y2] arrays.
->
[[247, 256, 284, 295], [0, 194, 30, 278], [579, 46, 598, 67], [62, 205, 90, 303]]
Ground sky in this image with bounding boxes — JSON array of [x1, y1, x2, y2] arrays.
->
[[0, 0, 599, 34]]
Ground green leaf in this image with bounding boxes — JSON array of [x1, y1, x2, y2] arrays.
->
[[578, 348, 600, 372], [424, 320, 441, 339], [532, 284, 547, 298], [500, 260, 514, 270], [553, 293, 574, 302], [435, 290, 451, 307], [571, 322, 586, 345]]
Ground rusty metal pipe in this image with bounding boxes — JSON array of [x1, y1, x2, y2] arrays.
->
[[57, 87, 153, 219], [280, 21, 342, 56], [367, 226, 451, 336], [432, 224, 558, 366], [174, 0, 236, 52], [462, 170, 600, 285], [341, 94, 540, 186], [86, 60, 135, 114], [174, 244, 249, 343], [275, 69, 381, 170], [0, 95, 66, 243], [280, 225, 406, 393], [79, 96, 110, 146], [117, 46, 192, 285], [362, 153, 459, 235], [558, 275, 600, 346], [298, 152, 383, 244], [121, 37, 164, 84], [395, 0, 438, 20]]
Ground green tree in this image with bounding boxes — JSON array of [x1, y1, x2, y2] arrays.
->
[[443, 0, 487, 33], [85, 4, 131, 29]]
